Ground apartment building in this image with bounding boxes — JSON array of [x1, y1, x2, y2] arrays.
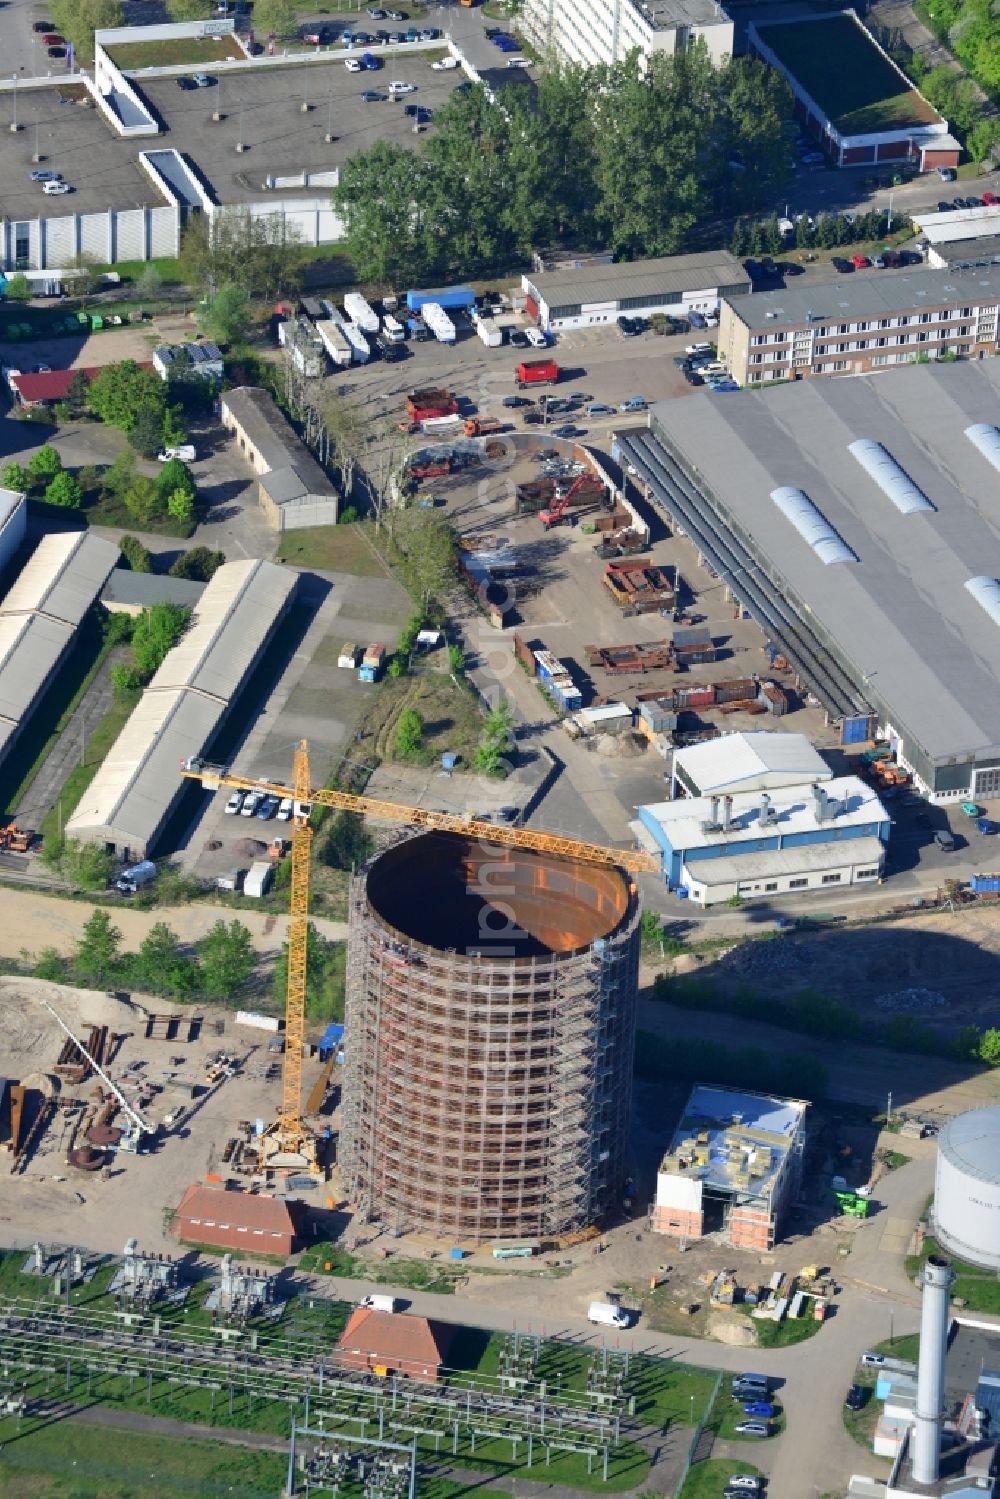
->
[[718, 264, 1000, 385], [522, 0, 734, 69]]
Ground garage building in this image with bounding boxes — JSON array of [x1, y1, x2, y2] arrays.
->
[[521, 251, 750, 333], [221, 387, 340, 531], [0, 531, 118, 771], [911, 204, 1000, 269], [615, 361, 1000, 802], [66, 559, 297, 860]]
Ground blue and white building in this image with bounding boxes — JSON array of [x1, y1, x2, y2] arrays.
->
[[632, 776, 889, 905]]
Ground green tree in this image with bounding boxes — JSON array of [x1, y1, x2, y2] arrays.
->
[[162, 403, 190, 447], [1, 462, 30, 492], [273, 925, 345, 1020], [166, 488, 194, 527], [251, 0, 299, 38], [4, 273, 31, 303], [44, 471, 83, 508], [474, 699, 516, 775], [88, 361, 165, 434], [156, 457, 196, 502], [395, 707, 423, 757], [75, 909, 122, 985], [166, 0, 211, 17], [979, 1027, 1000, 1065], [334, 142, 437, 285], [52, 0, 124, 58], [130, 404, 166, 461], [32, 947, 67, 982], [119, 534, 154, 573], [131, 602, 190, 680], [28, 445, 62, 481], [62, 370, 92, 421], [111, 662, 141, 696], [136, 263, 164, 299], [168, 546, 225, 581], [102, 447, 138, 501], [201, 283, 250, 346], [321, 811, 373, 871], [179, 207, 306, 300], [132, 922, 198, 998], [390, 511, 456, 610], [124, 475, 163, 527], [197, 919, 256, 999]]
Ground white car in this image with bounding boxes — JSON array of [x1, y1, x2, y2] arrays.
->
[[345, 56, 362, 71], [157, 445, 196, 463], [685, 342, 712, 355], [525, 327, 547, 348], [727, 1480, 761, 1495], [431, 56, 458, 69], [388, 80, 415, 93], [42, 180, 71, 195], [276, 797, 293, 821], [224, 791, 244, 815], [505, 57, 528, 67], [241, 791, 263, 817]]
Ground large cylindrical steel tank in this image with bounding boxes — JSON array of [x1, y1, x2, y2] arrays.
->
[[931, 1106, 1000, 1270], [340, 833, 641, 1242]]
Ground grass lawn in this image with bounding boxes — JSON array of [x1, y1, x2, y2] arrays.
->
[[873, 1331, 921, 1361], [299, 1240, 463, 1293], [276, 522, 389, 576], [755, 15, 939, 134], [94, 257, 186, 287], [357, 665, 486, 769], [903, 1235, 1000, 1313], [678, 1458, 763, 1499], [0, 1415, 287, 1498], [106, 34, 244, 68], [752, 1311, 822, 1348], [626, 1357, 719, 1430], [38, 685, 141, 844]]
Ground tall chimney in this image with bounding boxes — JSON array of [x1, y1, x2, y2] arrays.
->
[[760, 792, 772, 827], [912, 1254, 956, 1485], [709, 795, 720, 827], [812, 783, 827, 823]]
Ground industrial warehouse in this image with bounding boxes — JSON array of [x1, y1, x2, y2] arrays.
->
[[520, 251, 750, 333], [0, 530, 118, 772], [220, 389, 340, 532], [66, 559, 298, 860], [652, 1085, 808, 1250], [669, 730, 832, 800], [616, 360, 1000, 802]]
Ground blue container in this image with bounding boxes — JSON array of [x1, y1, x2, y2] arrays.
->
[[449, 1247, 465, 1261], [406, 286, 476, 313], [441, 752, 458, 771]]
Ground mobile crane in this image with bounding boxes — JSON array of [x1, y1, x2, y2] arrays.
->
[[539, 472, 587, 530], [183, 741, 658, 1175]]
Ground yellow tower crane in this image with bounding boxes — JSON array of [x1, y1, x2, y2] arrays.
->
[[183, 740, 659, 1172]]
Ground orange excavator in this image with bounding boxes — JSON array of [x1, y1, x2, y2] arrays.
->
[[539, 472, 587, 529]]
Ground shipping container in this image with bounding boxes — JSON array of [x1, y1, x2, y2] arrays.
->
[[971, 873, 1000, 893], [338, 643, 360, 668], [406, 388, 458, 422], [423, 302, 457, 344], [516, 358, 560, 388], [513, 632, 537, 673], [714, 677, 757, 706], [533, 649, 562, 681], [344, 292, 379, 334], [342, 323, 371, 364], [363, 643, 386, 665], [315, 319, 353, 368], [477, 316, 502, 348], [842, 713, 877, 746], [244, 861, 273, 899], [406, 285, 476, 312], [422, 414, 464, 434]]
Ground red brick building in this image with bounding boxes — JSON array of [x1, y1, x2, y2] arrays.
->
[[336, 1309, 453, 1383], [173, 1182, 303, 1256]]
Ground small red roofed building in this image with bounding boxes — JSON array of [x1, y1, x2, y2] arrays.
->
[[336, 1308, 453, 1383], [173, 1181, 303, 1257]]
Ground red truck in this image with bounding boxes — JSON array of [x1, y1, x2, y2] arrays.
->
[[516, 359, 560, 389], [406, 387, 459, 423]]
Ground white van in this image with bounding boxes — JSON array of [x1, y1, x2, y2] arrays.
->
[[525, 327, 548, 349], [588, 1300, 629, 1328], [359, 1294, 399, 1312]]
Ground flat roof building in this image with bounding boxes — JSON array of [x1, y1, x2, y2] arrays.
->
[[717, 262, 1000, 386], [522, 251, 750, 333], [653, 1084, 808, 1250], [101, 570, 206, 617], [634, 775, 889, 904], [615, 361, 1000, 802], [153, 342, 224, 382], [67, 559, 297, 860], [671, 731, 832, 800], [749, 14, 957, 172], [221, 387, 339, 531], [0, 531, 118, 771], [522, 0, 734, 69]]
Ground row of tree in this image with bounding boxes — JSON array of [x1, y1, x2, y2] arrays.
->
[[334, 48, 793, 283], [31, 909, 257, 1001], [109, 600, 192, 695], [731, 208, 897, 257]]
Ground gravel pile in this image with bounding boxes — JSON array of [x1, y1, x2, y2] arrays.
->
[[873, 987, 947, 1011]]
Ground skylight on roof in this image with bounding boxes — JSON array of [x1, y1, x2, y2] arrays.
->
[[848, 439, 935, 515], [965, 423, 1000, 474], [770, 487, 858, 566], [965, 576, 1000, 628]]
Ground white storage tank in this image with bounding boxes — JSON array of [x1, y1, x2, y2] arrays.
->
[[931, 1106, 1000, 1269]]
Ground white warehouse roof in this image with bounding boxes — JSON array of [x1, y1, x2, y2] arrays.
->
[[66, 559, 297, 858], [672, 731, 832, 797], [640, 774, 886, 854], [2, 531, 120, 627], [912, 205, 1000, 245]]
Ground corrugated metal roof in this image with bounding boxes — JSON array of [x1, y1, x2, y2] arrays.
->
[[0, 612, 75, 721], [964, 576, 1000, 629], [965, 422, 1000, 473], [771, 486, 857, 565], [673, 731, 831, 793], [67, 559, 298, 856], [221, 387, 337, 506], [102, 571, 205, 610], [2, 532, 120, 627], [0, 489, 24, 532], [848, 439, 934, 515], [150, 559, 297, 702]]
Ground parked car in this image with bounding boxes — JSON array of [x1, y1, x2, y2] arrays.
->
[[685, 342, 712, 355], [256, 795, 280, 820], [42, 32, 64, 44], [367, 6, 387, 16], [47, 45, 65, 57], [726, 1479, 761, 1494], [733, 1421, 770, 1437], [851, 254, 871, 269], [386, 7, 406, 17], [176, 75, 196, 88], [361, 51, 381, 69], [551, 423, 577, 438], [241, 791, 264, 817], [936, 165, 957, 181], [934, 830, 956, 851], [29, 169, 61, 182], [587, 402, 614, 416], [158, 445, 196, 462], [619, 397, 648, 412], [509, 329, 529, 348], [861, 1351, 886, 1368], [345, 56, 363, 70], [832, 257, 854, 273], [977, 817, 997, 835], [685, 372, 705, 386], [388, 79, 415, 93], [845, 1385, 868, 1411], [42, 180, 71, 194], [32, 20, 55, 32], [224, 791, 244, 815], [276, 797, 293, 821], [361, 89, 385, 101], [432, 56, 458, 69], [191, 73, 214, 87], [525, 327, 548, 348], [743, 1401, 775, 1418], [982, 190, 998, 206]]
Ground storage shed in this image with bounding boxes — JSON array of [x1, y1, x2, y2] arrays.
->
[[173, 1181, 303, 1256], [336, 1309, 454, 1383], [221, 387, 339, 531]]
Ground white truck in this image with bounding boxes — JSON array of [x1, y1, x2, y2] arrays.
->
[[359, 1294, 400, 1312], [476, 316, 502, 349], [344, 291, 380, 334], [115, 859, 157, 895], [342, 323, 371, 365], [244, 861, 274, 899], [315, 318, 353, 369], [422, 302, 456, 345], [588, 1300, 630, 1328], [382, 313, 406, 344]]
